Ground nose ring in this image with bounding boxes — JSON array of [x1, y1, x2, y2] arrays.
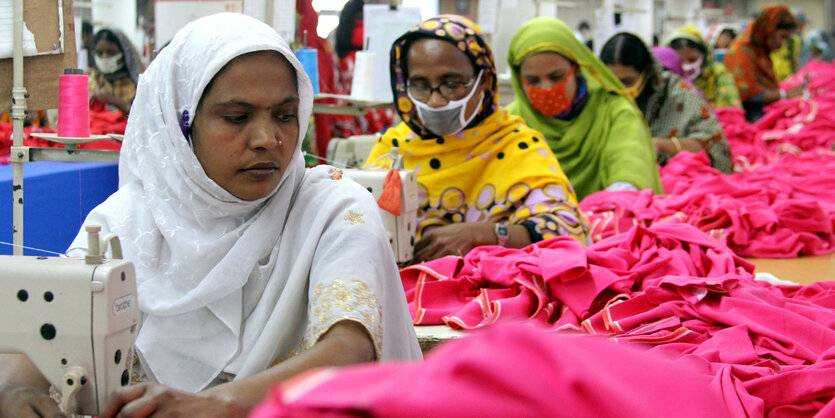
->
[[278, 140, 283, 146]]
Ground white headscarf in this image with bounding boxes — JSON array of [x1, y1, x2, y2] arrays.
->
[[70, 13, 421, 392]]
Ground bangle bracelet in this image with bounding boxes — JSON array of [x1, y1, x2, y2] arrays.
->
[[670, 136, 682, 153], [779, 89, 787, 100]]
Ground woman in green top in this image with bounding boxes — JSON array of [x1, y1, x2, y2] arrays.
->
[[507, 17, 662, 201], [667, 24, 742, 110]]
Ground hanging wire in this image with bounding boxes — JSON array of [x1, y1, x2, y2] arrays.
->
[[0, 241, 67, 257], [302, 151, 352, 168]]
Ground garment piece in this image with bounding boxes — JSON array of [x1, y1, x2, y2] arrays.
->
[[251, 324, 731, 418], [399, 223, 835, 416], [67, 13, 421, 393], [725, 6, 794, 116], [636, 54, 733, 174], [368, 15, 588, 244], [668, 25, 742, 110], [506, 17, 662, 200]]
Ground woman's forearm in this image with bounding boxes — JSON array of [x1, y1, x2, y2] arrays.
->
[[202, 319, 375, 411], [654, 137, 705, 155], [0, 354, 51, 392]]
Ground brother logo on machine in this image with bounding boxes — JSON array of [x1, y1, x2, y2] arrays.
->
[[113, 294, 135, 315]]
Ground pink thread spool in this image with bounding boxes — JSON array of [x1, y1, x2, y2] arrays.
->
[[57, 68, 91, 138]]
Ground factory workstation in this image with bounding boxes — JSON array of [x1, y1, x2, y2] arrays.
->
[[4, 0, 835, 416]]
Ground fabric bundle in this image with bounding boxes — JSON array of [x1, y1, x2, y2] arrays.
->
[[251, 324, 732, 417], [401, 223, 835, 416]]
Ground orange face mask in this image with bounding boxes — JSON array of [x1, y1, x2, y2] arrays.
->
[[522, 66, 576, 116]]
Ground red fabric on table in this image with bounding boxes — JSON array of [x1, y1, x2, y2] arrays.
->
[[1, 107, 123, 163]]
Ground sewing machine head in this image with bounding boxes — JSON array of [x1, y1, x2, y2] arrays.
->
[[343, 167, 418, 264], [0, 227, 139, 415]]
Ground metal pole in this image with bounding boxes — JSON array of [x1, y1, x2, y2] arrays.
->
[[11, 0, 28, 256]]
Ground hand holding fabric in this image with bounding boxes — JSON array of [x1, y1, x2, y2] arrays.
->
[[90, 89, 118, 106]]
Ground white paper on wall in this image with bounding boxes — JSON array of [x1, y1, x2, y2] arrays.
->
[[363, 5, 422, 102], [156, 0, 243, 46], [271, 0, 295, 46], [0, 0, 51, 59], [477, 0, 499, 34]]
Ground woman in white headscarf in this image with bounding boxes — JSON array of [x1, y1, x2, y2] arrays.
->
[[0, 12, 420, 417]]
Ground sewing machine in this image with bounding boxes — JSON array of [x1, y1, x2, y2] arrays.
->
[[0, 226, 139, 415], [342, 146, 418, 264], [327, 134, 378, 169]]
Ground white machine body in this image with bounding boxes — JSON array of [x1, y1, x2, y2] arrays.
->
[[0, 251, 139, 415], [344, 168, 418, 264]]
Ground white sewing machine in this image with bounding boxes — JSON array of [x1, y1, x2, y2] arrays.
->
[[342, 146, 418, 264], [0, 226, 139, 416]]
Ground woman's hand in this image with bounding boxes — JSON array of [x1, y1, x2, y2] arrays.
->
[[0, 386, 63, 418], [90, 89, 119, 106], [412, 222, 496, 264], [784, 85, 803, 99], [100, 383, 247, 418], [90, 90, 131, 115]]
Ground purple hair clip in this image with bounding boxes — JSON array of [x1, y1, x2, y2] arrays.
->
[[180, 110, 191, 143]]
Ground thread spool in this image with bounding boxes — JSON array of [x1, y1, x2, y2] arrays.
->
[[350, 51, 376, 101], [58, 68, 91, 138], [295, 48, 320, 95]]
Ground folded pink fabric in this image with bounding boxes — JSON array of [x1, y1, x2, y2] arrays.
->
[[251, 324, 731, 418], [400, 223, 835, 416]]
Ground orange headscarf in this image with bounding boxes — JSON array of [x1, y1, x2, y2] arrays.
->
[[725, 6, 795, 101]]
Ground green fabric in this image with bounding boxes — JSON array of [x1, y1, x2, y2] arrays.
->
[[506, 17, 662, 200]]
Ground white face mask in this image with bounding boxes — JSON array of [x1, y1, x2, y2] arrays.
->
[[95, 53, 124, 74], [682, 56, 703, 81], [408, 70, 484, 137]]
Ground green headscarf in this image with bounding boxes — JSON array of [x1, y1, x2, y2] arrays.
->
[[507, 17, 662, 200]]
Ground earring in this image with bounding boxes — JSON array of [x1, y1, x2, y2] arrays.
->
[[179, 110, 191, 143]]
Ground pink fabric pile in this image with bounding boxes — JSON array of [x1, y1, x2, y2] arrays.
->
[[252, 324, 732, 417], [400, 224, 835, 416], [581, 61, 835, 258]]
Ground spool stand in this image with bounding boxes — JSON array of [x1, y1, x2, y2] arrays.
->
[[9, 0, 119, 255]]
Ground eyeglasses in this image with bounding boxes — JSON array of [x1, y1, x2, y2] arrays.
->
[[407, 74, 479, 103]]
